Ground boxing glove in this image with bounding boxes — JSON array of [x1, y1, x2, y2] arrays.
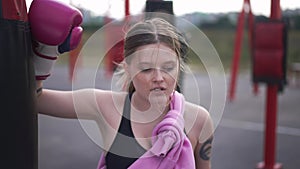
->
[[28, 0, 83, 80]]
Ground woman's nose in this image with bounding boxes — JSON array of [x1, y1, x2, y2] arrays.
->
[[152, 69, 164, 82]]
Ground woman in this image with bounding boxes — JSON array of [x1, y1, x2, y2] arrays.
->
[[36, 18, 214, 169]]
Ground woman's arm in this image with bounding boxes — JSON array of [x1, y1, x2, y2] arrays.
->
[[194, 108, 214, 169], [36, 80, 108, 120], [185, 103, 214, 169], [38, 89, 78, 118], [194, 136, 213, 169]]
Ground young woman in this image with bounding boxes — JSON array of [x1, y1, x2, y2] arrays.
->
[[35, 18, 214, 169]]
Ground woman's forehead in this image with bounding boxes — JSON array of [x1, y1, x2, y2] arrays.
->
[[129, 44, 177, 63]]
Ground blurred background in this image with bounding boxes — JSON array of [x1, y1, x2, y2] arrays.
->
[[25, 0, 300, 71], [23, 0, 300, 169]]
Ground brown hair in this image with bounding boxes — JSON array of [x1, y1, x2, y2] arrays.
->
[[124, 18, 188, 62], [117, 17, 189, 93]]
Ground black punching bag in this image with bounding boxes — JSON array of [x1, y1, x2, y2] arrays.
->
[[145, 0, 174, 24], [0, 0, 37, 169]]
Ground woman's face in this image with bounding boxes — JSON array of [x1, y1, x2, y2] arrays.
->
[[127, 43, 179, 109]]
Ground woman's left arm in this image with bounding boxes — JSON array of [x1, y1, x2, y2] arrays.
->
[[194, 136, 213, 169], [185, 103, 214, 169]]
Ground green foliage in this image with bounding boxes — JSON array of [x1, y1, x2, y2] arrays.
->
[[292, 15, 300, 30], [201, 16, 235, 29], [287, 30, 300, 62]]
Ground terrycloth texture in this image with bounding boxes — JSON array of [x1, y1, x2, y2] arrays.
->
[[128, 91, 195, 169], [97, 91, 195, 169]]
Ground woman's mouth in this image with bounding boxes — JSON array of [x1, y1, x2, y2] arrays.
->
[[150, 87, 166, 92]]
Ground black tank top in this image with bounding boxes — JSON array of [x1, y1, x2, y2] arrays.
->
[[105, 94, 146, 169]]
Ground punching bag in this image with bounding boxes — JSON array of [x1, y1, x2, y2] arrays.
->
[[0, 0, 37, 169]]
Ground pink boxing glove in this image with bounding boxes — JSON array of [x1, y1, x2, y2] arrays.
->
[[28, 0, 83, 80]]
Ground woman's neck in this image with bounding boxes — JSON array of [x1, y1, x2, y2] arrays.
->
[[130, 92, 170, 124]]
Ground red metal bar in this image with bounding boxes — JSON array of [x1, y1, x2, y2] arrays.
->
[[125, 0, 130, 16], [270, 0, 281, 20], [257, 1, 283, 168], [264, 85, 279, 169], [256, 84, 282, 169], [246, 0, 254, 46], [228, 6, 245, 101], [1, 0, 28, 21], [245, 0, 260, 95], [265, 0, 282, 168]]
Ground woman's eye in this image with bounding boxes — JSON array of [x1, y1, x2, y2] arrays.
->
[[140, 68, 153, 72], [162, 66, 174, 72]]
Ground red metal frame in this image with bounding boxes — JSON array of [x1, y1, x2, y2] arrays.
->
[[229, 1, 284, 168], [228, 6, 245, 101], [256, 0, 283, 169], [228, 0, 254, 101]]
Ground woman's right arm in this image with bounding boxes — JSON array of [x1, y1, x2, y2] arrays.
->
[[38, 89, 77, 119], [36, 81, 107, 120]]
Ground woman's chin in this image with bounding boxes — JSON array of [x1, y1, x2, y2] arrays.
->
[[149, 91, 169, 111]]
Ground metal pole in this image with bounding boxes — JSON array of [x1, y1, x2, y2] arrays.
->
[[245, 0, 260, 96], [270, 0, 281, 20], [264, 85, 281, 169], [125, 0, 130, 16], [228, 2, 246, 101], [257, 0, 283, 168], [264, 0, 282, 168]]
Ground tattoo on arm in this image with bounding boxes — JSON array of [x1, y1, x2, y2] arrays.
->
[[199, 137, 213, 161]]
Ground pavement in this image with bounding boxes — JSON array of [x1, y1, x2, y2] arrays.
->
[[38, 65, 300, 169]]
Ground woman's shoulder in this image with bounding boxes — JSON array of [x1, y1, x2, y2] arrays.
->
[[90, 89, 128, 111], [75, 88, 126, 96], [75, 88, 128, 127], [184, 101, 214, 143], [184, 101, 210, 124], [74, 88, 127, 102], [73, 88, 128, 114], [185, 101, 209, 114]]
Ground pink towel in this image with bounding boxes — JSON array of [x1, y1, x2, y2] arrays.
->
[[97, 91, 195, 169], [128, 91, 195, 169], [97, 154, 106, 169]]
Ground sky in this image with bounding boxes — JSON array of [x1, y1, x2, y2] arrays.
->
[[26, 0, 300, 19]]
